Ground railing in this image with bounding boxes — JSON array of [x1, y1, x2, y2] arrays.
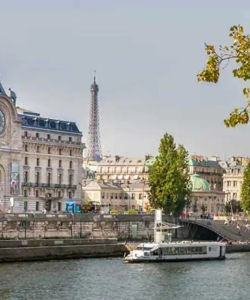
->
[[22, 136, 84, 147], [22, 183, 77, 189]]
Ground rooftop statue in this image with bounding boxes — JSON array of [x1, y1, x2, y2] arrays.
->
[[9, 88, 17, 105]]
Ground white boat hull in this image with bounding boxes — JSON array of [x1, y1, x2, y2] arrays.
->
[[123, 241, 226, 263]]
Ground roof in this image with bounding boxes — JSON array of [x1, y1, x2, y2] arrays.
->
[[189, 155, 222, 169], [17, 110, 81, 135], [190, 174, 210, 191], [83, 180, 122, 191], [121, 181, 149, 190], [99, 156, 149, 166]]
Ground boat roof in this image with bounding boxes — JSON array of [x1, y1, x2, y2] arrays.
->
[[138, 241, 226, 248]]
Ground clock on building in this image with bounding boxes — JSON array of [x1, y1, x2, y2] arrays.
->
[[0, 110, 6, 134]]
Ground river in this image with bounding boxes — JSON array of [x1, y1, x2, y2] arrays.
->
[[0, 252, 249, 300]]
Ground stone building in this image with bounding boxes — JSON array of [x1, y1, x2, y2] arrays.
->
[[95, 155, 154, 183], [223, 156, 250, 203], [83, 180, 150, 211], [188, 155, 224, 191], [188, 174, 225, 215], [0, 82, 84, 213]]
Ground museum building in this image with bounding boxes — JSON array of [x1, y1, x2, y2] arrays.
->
[[0, 82, 84, 213]]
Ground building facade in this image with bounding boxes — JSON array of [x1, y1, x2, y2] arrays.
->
[[223, 156, 250, 203], [0, 83, 84, 213], [95, 155, 154, 183], [83, 180, 150, 212], [188, 174, 225, 215], [188, 155, 224, 191]]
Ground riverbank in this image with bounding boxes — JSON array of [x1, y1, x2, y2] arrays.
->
[[0, 239, 250, 262], [0, 239, 127, 262]]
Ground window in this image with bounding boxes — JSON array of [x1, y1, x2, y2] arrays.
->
[[36, 158, 40, 166], [58, 174, 62, 185], [139, 193, 142, 199], [69, 174, 73, 186], [58, 136, 61, 141], [59, 148, 62, 155], [119, 193, 123, 199], [24, 157, 28, 165], [48, 159, 51, 167], [48, 147, 51, 154], [233, 181, 237, 187], [36, 201, 39, 211], [24, 201, 28, 212], [24, 190, 27, 197], [111, 193, 113, 199], [24, 171, 28, 183], [59, 160, 62, 168], [102, 193, 105, 199], [69, 137, 72, 142], [36, 172, 40, 185], [47, 134, 50, 140], [58, 202, 61, 211], [24, 131, 28, 137], [36, 132, 39, 138], [233, 193, 237, 200], [47, 173, 51, 185], [35, 190, 39, 198], [24, 145, 28, 152], [37, 145, 40, 153], [124, 194, 128, 199], [58, 191, 61, 198], [68, 191, 72, 199], [70, 150, 72, 156], [131, 193, 135, 199], [115, 193, 118, 199], [69, 161, 72, 169]]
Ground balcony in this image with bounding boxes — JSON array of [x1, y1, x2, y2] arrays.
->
[[22, 136, 84, 148], [22, 182, 77, 189]]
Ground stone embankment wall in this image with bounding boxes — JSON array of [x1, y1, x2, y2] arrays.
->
[[0, 213, 177, 241], [0, 239, 127, 262]]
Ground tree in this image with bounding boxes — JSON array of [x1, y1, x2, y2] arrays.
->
[[225, 200, 242, 214], [241, 163, 250, 212], [197, 25, 250, 127], [148, 133, 191, 216], [201, 204, 207, 215]]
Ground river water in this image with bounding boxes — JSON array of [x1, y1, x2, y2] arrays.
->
[[0, 252, 249, 300]]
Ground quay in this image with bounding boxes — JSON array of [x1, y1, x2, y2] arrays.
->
[[0, 213, 249, 262], [0, 239, 127, 262], [0, 239, 249, 263]]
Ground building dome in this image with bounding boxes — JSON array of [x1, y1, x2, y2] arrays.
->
[[190, 174, 210, 191]]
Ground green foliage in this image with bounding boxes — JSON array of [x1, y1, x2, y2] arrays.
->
[[126, 209, 138, 215], [201, 204, 207, 214], [198, 25, 250, 127], [241, 163, 250, 212], [110, 209, 120, 215], [225, 200, 243, 214], [148, 133, 191, 216]]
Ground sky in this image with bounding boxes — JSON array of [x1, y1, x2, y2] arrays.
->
[[0, 0, 249, 159]]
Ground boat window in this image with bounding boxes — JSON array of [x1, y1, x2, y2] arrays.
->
[[161, 246, 207, 256], [136, 246, 152, 251]]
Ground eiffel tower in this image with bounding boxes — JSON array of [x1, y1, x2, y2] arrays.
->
[[87, 76, 102, 161]]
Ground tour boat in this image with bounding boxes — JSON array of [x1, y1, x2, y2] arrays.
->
[[123, 210, 226, 263]]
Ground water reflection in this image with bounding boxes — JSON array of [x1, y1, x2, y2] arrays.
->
[[0, 253, 249, 300]]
